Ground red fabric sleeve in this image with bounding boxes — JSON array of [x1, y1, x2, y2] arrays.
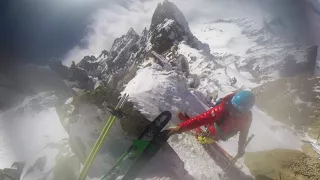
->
[[178, 104, 224, 132]]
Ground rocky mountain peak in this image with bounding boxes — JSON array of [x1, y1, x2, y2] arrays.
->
[[150, 0, 190, 33], [65, 1, 210, 90], [110, 28, 139, 52], [137, 28, 148, 49], [141, 27, 148, 36], [148, 0, 210, 54], [80, 55, 97, 63], [76, 55, 99, 78], [140, 28, 148, 42], [97, 50, 110, 60], [95, 27, 147, 87], [127, 27, 138, 37]]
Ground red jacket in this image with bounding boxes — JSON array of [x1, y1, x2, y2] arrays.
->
[[178, 93, 252, 150]]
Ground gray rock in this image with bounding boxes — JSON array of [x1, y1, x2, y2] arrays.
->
[[0, 162, 25, 180]]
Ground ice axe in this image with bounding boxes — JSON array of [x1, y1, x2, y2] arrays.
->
[[223, 134, 255, 173]]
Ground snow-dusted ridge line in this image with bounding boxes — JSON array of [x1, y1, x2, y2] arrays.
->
[[123, 54, 304, 179]]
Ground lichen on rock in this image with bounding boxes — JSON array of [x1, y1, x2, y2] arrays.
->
[[244, 149, 320, 180], [252, 75, 320, 139]]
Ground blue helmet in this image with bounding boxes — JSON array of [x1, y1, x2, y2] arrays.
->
[[231, 90, 255, 112]]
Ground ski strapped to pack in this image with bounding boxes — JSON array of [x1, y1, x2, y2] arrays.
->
[[77, 93, 129, 180]]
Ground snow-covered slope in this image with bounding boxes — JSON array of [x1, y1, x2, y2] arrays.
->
[[0, 92, 67, 168], [0, 92, 78, 180], [191, 19, 311, 79], [177, 42, 259, 92], [192, 22, 257, 57], [123, 52, 307, 179]]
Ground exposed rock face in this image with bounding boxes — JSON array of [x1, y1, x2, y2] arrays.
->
[[48, 60, 94, 91], [96, 28, 148, 89], [168, 54, 190, 76], [0, 63, 75, 110], [48, 60, 69, 79], [77, 56, 99, 77], [245, 149, 320, 180], [56, 86, 150, 177], [68, 62, 94, 90], [21, 140, 81, 180], [0, 162, 24, 180], [252, 75, 320, 138], [149, 0, 210, 54], [50, 3, 212, 177], [58, 0, 211, 91], [279, 46, 318, 77]]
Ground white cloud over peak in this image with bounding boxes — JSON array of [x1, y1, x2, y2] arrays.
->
[[63, 0, 158, 66], [62, 0, 311, 67]]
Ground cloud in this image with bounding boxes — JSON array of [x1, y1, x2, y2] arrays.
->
[[63, 0, 311, 66], [63, 0, 159, 66], [62, 0, 262, 66]]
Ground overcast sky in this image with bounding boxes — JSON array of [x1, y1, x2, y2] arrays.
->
[[0, 0, 315, 67]]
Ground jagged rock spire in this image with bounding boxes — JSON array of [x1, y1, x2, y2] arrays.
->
[[148, 0, 210, 54], [150, 0, 191, 33]]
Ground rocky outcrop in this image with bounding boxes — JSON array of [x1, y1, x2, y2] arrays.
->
[[245, 149, 320, 180], [77, 56, 99, 77], [252, 75, 320, 138], [168, 54, 190, 76], [279, 46, 318, 77], [62, 1, 212, 91], [97, 28, 144, 74], [149, 0, 210, 54], [68, 61, 94, 90], [0, 63, 75, 110], [48, 60, 69, 79], [49, 2, 213, 177], [48, 60, 94, 91], [96, 28, 148, 89], [0, 162, 24, 180], [21, 140, 81, 180], [56, 86, 150, 177], [246, 70, 320, 179]]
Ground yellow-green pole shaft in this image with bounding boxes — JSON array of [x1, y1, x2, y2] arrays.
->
[[78, 116, 116, 180], [77, 94, 128, 180]]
